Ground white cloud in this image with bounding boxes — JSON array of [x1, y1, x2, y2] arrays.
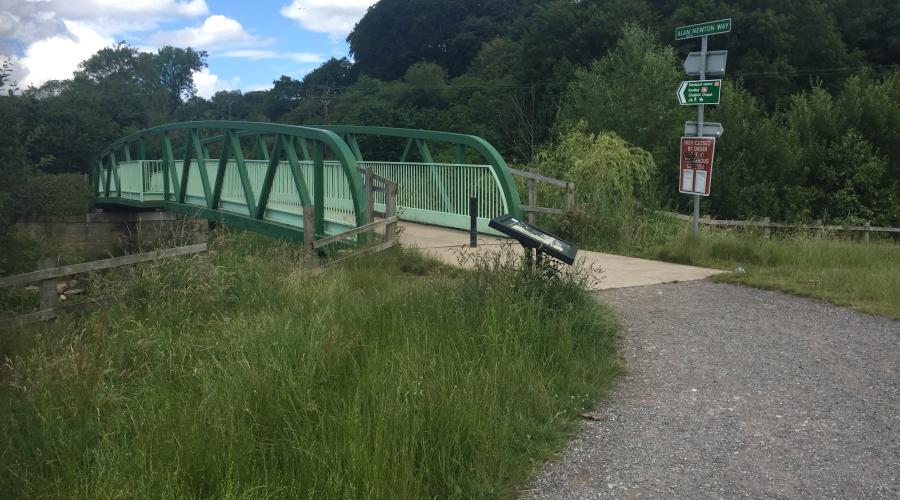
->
[[1, 0, 209, 88], [150, 15, 272, 51], [279, 0, 377, 38], [220, 49, 324, 64], [20, 21, 114, 88], [193, 67, 238, 98], [0, 0, 209, 42]]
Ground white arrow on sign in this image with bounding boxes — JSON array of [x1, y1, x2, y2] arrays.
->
[[684, 121, 725, 138], [683, 50, 728, 76]]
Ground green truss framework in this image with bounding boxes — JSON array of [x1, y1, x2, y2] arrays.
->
[[92, 121, 522, 242]]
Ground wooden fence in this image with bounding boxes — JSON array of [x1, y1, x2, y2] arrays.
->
[[508, 168, 575, 224], [0, 243, 208, 330], [658, 211, 900, 241]]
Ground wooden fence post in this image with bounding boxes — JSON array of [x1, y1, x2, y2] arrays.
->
[[564, 182, 575, 213], [303, 205, 316, 252], [527, 168, 537, 225], [385, 183, 398, 243], [815, 219, 824, 238], [863, 222, 871, 243], [762, 217, 771, 238], [37, 257, 58, 310]]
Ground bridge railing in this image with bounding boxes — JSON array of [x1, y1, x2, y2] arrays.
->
[[92, 121, 367, 243], [361, 161, 508, 233], [93, 122, 524, 242]]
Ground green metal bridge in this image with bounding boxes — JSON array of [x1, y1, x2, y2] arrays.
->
[[93, 121, 523, 244]]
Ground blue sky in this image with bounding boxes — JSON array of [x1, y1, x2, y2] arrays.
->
[[0, 0, 378, 97]]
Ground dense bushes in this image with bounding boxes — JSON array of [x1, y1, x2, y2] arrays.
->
[[533, 123, 663, 251], [9, 171, 93, 218], [559, 28, 900, 226]]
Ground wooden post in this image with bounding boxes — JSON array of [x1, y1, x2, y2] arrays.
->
[[365, 167, 374, 224], [385, 183, 398, 243], [37, 257, 58, 310], [303, 205, 316, 252], [564, 182, 575, 213], [762, 217, 771, 238], [815, 219, 824, 238], [527, 168, 537, 225], [863, 222, 870, 243]]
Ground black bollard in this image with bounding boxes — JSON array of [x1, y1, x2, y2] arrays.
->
[[469, 197, 478, 247]]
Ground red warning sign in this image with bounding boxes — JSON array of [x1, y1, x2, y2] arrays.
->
[[679, 137, 716, 196]]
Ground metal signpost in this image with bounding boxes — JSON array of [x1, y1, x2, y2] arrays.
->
[[676, 18, 730, 238]]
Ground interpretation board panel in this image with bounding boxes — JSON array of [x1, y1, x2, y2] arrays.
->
[[488, 214, 578, 265]]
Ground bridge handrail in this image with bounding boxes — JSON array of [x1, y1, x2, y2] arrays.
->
[[316, 125, 522, 219], [91, 120, 368, 237]]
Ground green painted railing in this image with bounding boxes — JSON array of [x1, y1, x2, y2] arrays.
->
[[93, 121, 521, 241], [93, 121, 365, 242], [360, 161, 508, 234]]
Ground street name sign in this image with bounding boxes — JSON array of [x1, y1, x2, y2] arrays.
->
[[488, 214, 578, 265], [675, 18, 732, 40], [684, 121, 724, 138], [684, 50, 728, 76], [679, 137, 716, 196], [677, 79, 722, 105]]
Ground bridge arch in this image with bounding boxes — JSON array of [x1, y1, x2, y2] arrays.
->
[[319, 125, 523, 231], [93, 121, 366, 241], [93, 121, 522, 241]]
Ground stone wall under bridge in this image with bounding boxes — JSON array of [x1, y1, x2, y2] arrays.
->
[[15, 211, 208, 259]]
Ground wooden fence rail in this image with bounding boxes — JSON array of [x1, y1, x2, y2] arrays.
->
[[658, 211, 900, 241], [0, 243, 208, 331], [308, 167, 400, 253], [508, 168, 575, 224]]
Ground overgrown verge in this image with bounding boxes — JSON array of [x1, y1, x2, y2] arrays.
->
[[530, 114, 899, 320], [0, 231, 620, 498], [638, 226, 900, 319]]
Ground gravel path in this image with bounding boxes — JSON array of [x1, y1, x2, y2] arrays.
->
[[524, 281, 899, 498]]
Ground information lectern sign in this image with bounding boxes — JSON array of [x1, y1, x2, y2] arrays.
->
[[489, 214, 578, 265]]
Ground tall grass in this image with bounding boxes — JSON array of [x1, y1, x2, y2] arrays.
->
[[638, 226, 900, 319], [0, 232, 620, 498]]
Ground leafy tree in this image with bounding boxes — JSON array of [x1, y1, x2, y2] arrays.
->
[[262, 76, 303, 121], [0, 57, 19, 94], [348, 0, 540, 80], [558, 25, 689, 183], [209, 90, 250, 120], [302, 57, 357, 89], [144, 46, 208, 111], [534, 123, 657, 250]]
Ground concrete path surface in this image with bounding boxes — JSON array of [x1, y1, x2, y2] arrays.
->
[[398, 222, 721, 290], [524, 281, 900, 499]]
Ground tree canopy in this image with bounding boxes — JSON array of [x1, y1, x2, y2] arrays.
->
[[1, 0, 898, 225]]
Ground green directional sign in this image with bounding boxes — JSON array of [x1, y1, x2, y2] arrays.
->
[[675, 18, 732, 40], [677, 80, 722, 105]]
